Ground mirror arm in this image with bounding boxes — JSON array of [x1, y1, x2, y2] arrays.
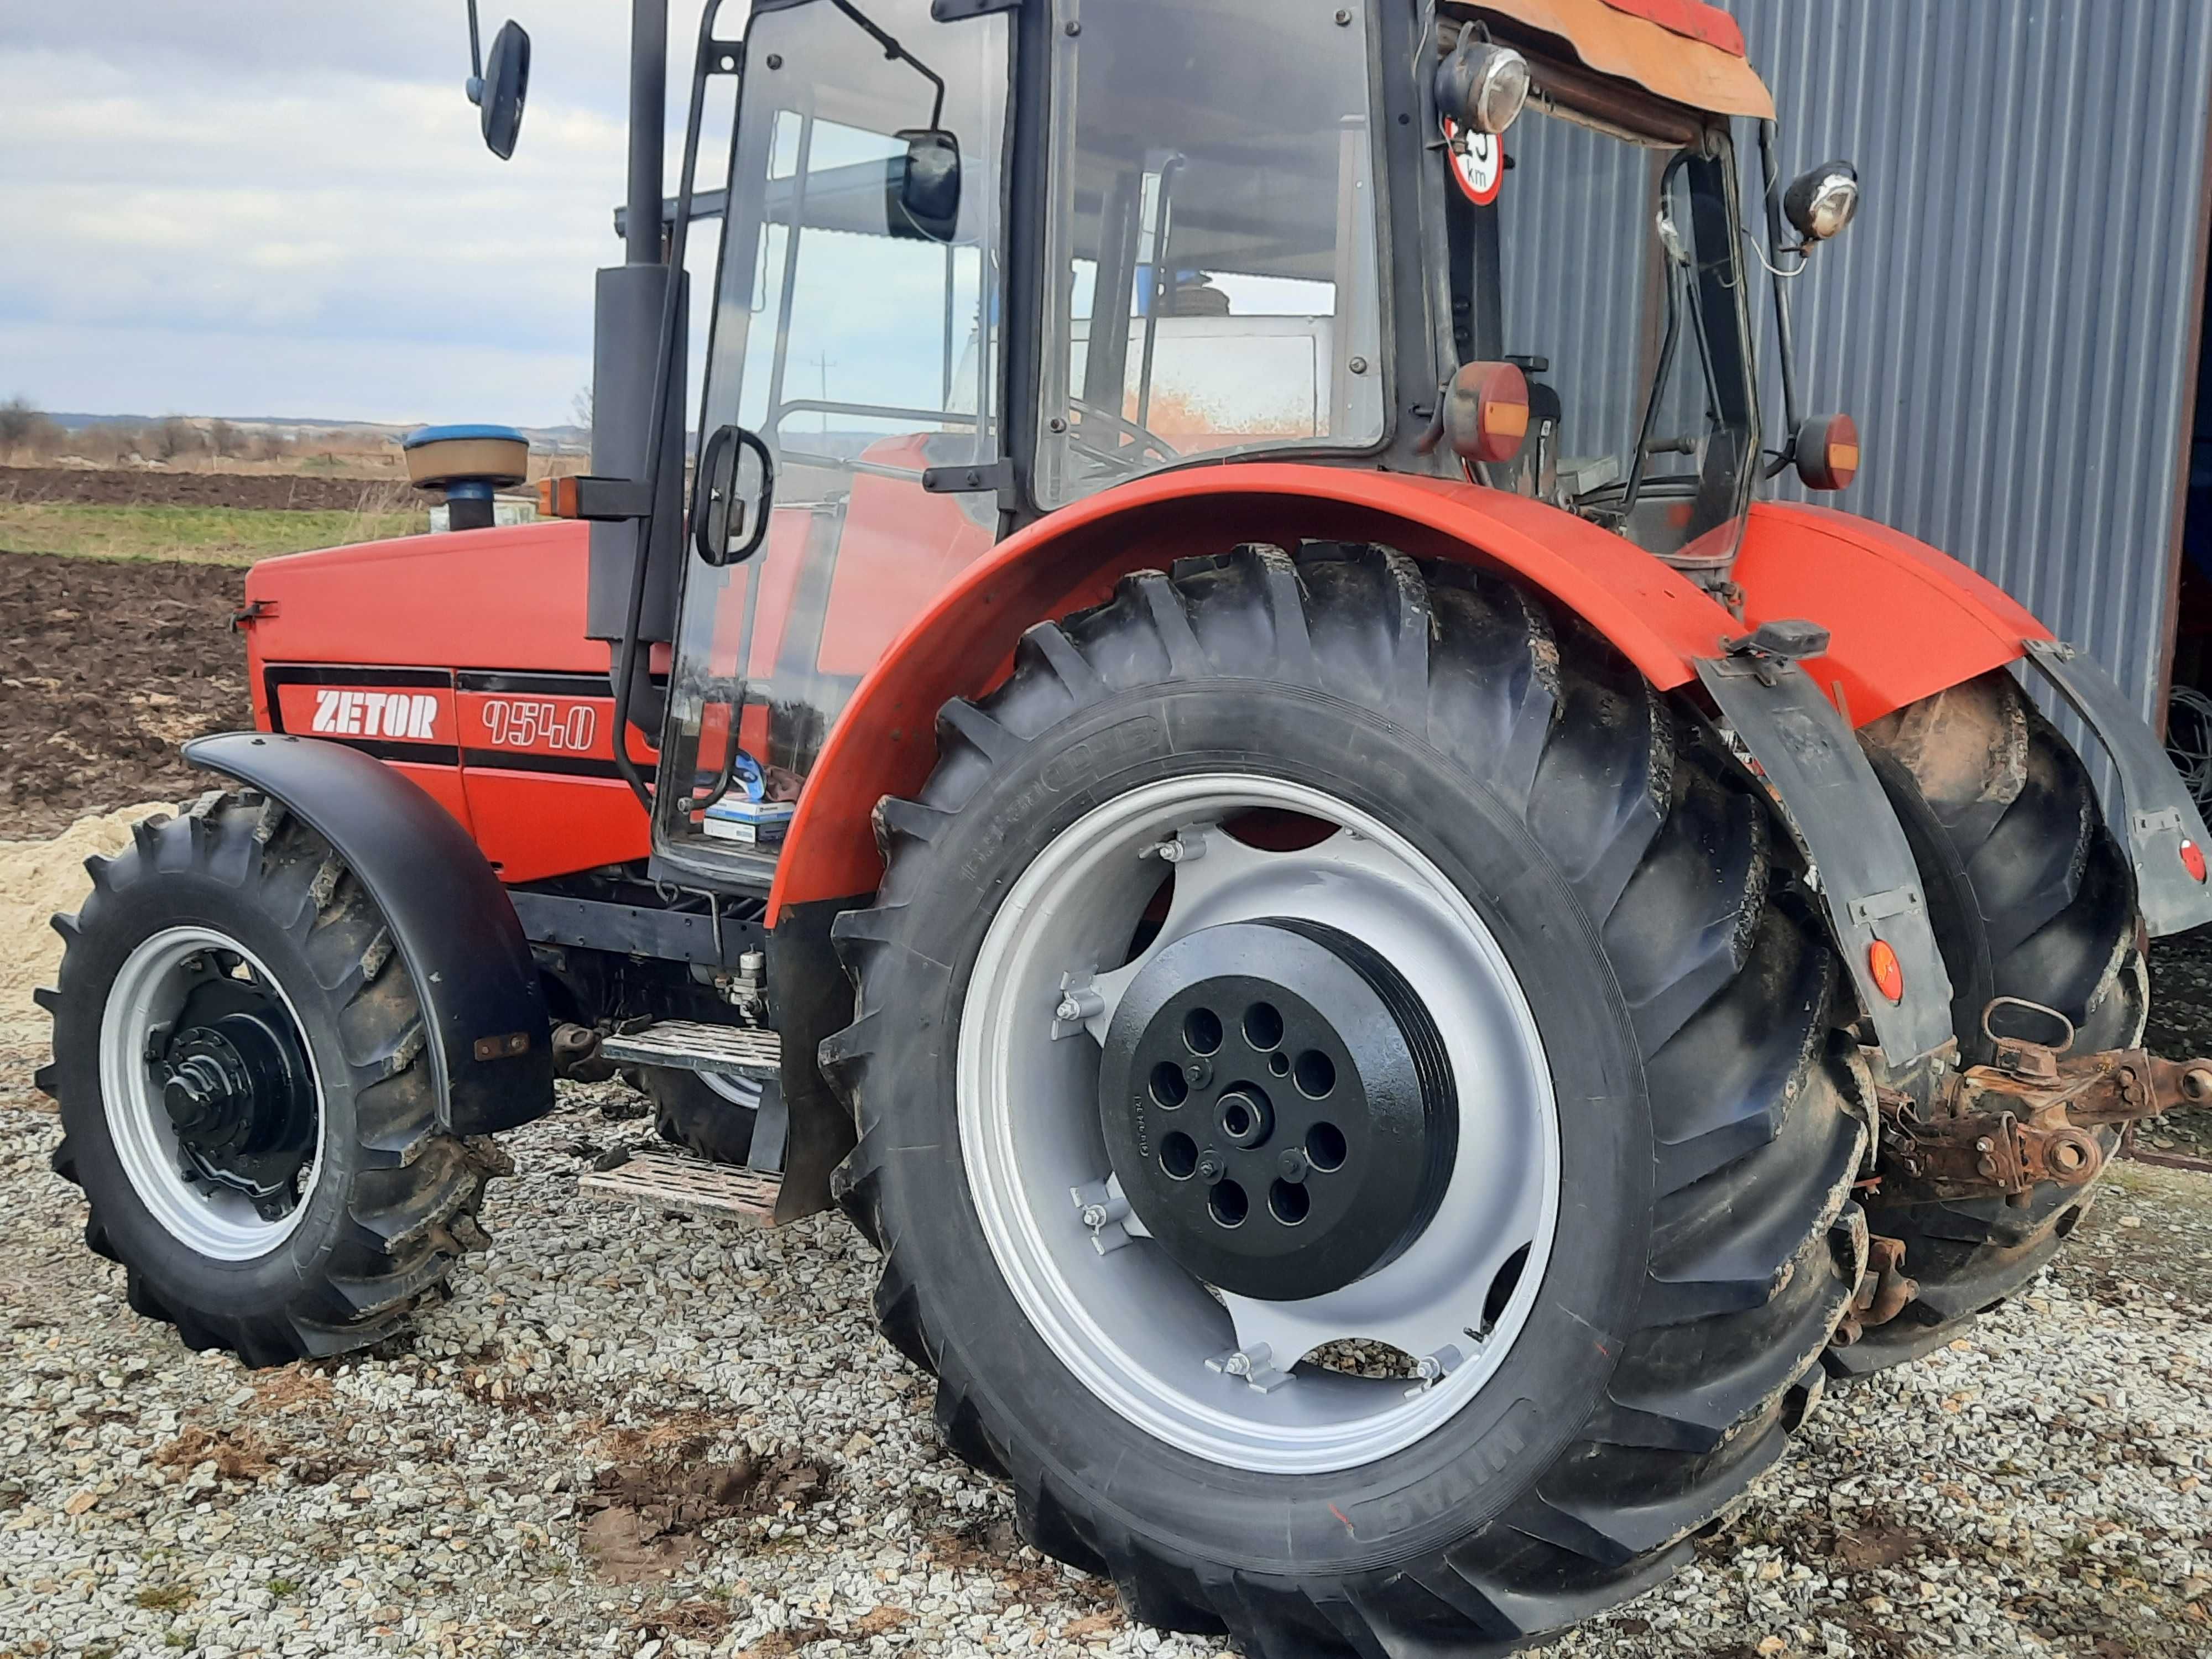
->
[[465, 0, 484, 97], [827, 0, 948, 129], [1758, 121, 1807, 452]]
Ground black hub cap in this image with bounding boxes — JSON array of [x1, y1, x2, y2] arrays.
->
[[1098, 917, 1456, 1301], [159, 966, 317, 1213]]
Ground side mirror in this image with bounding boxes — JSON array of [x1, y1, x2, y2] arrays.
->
[[890, 129, 962, 243], [691, 425, 775, 567], [475, 20, 531, 160], [1783, 161, 1860, 245]]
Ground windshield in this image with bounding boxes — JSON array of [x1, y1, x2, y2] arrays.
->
[[1459, 93, 1758, 570], [1035, 0, 1386, 508]]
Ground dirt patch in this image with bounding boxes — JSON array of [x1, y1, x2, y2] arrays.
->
[[0, 466, 414, 514], [581, 1447, 830, 1583], [1, 550, 247, 837], [0, 800, 179, 1034]]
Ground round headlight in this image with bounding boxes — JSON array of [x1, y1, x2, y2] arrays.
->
[[1469, 46, 1531, 135], [1784, 161, 1861, 244], [1437, 38, 1531, 138]]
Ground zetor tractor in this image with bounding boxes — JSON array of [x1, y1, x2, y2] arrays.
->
[[38, 0, 2212, 1650]]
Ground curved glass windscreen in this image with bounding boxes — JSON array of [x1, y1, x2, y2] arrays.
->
[[1035, 0, 1386, 508], [1464, 93, 1758, 570]]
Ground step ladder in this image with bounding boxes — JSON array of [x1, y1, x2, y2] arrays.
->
[[583, 1020, 787, 1224], [579, 1147, 781, 1224]]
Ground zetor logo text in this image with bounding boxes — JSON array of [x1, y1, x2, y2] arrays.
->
[[309, 688, 441, 742]]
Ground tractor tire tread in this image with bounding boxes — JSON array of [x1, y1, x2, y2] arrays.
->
[[44, 794, 501, 1369], [824, 544, 1866, 1656]]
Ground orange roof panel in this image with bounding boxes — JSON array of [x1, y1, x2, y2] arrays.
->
[[1475, 0, 1776, 120]]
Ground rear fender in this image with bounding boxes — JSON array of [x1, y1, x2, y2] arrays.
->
[[182, 732, 555, 1136], [1731, 503, 2050, 726], [766, 463, 1741, 919]]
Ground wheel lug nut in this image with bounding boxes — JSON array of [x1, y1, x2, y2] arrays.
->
[[1186, 1059, 1212, 1088], [1197, 1150, 1225, 1183], [1277, 1149, 1309, 1183]]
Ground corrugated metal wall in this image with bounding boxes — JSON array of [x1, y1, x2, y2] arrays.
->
[[1729, 0, 2212, 722]]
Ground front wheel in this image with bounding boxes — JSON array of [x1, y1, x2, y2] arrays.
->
[[825, 544, 1868, 1654], [39, 793, 504, 1366]]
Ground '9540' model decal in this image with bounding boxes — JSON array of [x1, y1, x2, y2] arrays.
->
[[308, 687, 442, 740]]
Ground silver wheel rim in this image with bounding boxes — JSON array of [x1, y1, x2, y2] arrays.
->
[[703, 1072, 764, 1109], [99, 926, 327, 1260], [959, 774, 1559, 1474]]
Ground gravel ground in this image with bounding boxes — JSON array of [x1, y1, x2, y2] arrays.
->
[[6, 1037, 2212, 1659]]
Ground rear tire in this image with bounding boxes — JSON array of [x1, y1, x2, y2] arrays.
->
[[38, 792, 505, 1367], [644, 1067, 759, 1165], [1833, 674, 2145, 1376], [825, 545, 1867, 1655]]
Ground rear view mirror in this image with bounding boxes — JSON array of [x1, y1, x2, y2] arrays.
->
[[891, 129, 962, 243], [691, 425, 776, 567], [475, 20, 531, 160]]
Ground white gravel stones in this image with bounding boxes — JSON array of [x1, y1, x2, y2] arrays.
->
[[4, 1041, 2211, 1658]]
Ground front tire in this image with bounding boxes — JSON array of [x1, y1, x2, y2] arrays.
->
[[38, 792, 504, 1367], [825, 545, 1867, 1655]]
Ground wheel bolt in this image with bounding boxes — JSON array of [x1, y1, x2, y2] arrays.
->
[[1197, 1150, 1225, 1183], [1277, 1149, 1309, 1183], [1186, 1059, 1212, 1088]]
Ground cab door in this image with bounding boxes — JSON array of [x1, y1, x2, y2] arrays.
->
[[654, 0, 1011, 880]]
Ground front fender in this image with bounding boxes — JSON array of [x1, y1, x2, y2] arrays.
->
[[182, 732, 554, 1136], [766, 463, 1743, 919]]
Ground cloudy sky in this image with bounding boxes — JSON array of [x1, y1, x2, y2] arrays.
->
[[0, 1, 721, 427]]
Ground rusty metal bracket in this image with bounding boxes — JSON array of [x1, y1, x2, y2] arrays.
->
[[1870, 1017, 2212, 1206]]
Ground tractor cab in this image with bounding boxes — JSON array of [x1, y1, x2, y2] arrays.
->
[[641, 0, 1792, 882]]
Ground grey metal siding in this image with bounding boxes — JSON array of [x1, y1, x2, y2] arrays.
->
[[1729, 0, 2212, 721]]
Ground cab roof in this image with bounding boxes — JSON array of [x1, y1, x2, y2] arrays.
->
[[1474, 0, 1777, 121]]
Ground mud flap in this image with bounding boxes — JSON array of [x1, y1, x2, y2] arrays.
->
[[2017, 638, 2212, 938], [1697, 656, 1955, 1064]]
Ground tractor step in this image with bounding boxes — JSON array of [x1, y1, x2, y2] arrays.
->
[[599, 1020, 781, 1079], [578, 1147, 781, 1225]]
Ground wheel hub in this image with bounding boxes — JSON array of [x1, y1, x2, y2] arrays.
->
[[160, 983, 317, 1207], [1098, 917, 1456, 1301]]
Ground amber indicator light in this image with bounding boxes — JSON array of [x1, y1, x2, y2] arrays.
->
[[1867, 938, 1905, 1004]]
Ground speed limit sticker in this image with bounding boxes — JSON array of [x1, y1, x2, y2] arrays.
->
[[1444, 118, 1504, 206]]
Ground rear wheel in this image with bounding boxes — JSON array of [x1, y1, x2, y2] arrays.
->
[[38, 793, 504, 1366], [644, 1067, 760, 1165], [1834, 674, 2146, 1376], [826, 545, 1867, 1654]]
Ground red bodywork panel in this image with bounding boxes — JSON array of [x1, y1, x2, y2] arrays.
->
[[766, 464, 1743, 919], [240, 473, 2051, 917], [242, 521, 656, 884], [1732, 503, 2051, 727]]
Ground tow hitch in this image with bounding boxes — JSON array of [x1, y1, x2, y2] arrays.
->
[[1874, 998, 2212, 1206]]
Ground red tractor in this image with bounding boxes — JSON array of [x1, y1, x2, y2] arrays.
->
[[38, 0, 2212, 1650]]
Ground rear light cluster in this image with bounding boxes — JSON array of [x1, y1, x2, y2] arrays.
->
[[2184, 838, 2208, 885]]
